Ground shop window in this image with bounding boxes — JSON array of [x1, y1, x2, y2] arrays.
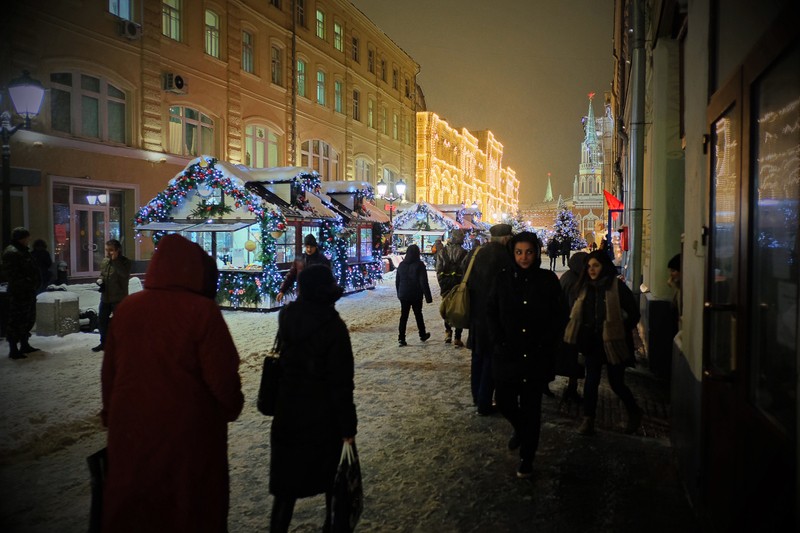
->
[[274, 227, 297, 264], [359, 227, 372, 260]]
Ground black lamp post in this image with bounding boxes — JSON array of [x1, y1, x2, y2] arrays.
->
[[2, 71, 45, 248], [376, 178, 406, 225]]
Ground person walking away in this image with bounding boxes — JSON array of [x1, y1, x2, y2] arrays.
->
[[31, 239, 53, 294], [435, 229, 468, 346], [556, 252, 588, 402], [93, 239, 132, 352], [546, 238, 559, 271], [276, 234, 332, 303], [101, 234, 244, 532], [266, 264, 358, 532], [395, 244, 433, 347], [559, 237, 572, 267], [487, 232, 567, 478], [563, 250, 642, 435], [466, 223, 514, 415], [1, 228, 41, 358]]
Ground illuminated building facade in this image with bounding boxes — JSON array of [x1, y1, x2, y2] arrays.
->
[[415, 112, 519, 222], [2, 0, 418, 279]]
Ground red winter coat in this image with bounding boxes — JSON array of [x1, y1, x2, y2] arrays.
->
[[101, 234, 244, 533]]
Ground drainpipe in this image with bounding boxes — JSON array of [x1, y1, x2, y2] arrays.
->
[[627, 0, 645, 293], [290, 0, 297, 165]]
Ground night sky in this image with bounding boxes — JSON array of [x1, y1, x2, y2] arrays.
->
[[349, 0, 614, 206]]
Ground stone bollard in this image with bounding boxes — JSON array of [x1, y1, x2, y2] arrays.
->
[[36, 291, 80, 336]]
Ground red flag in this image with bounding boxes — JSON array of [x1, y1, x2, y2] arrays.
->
[[603, 190, 624, 221]]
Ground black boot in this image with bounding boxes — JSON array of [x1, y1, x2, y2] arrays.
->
[[269, 496, 295, 533], [20, 335, 39, 354], [8, 337, 26, 359]]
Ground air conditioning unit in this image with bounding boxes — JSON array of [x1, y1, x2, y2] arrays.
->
[[163, 73, 187, 94], [118, 20, 142, 40]]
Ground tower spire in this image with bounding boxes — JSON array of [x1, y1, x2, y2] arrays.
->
[[543, 172, 554, 202], [584, 92, 598, 144]]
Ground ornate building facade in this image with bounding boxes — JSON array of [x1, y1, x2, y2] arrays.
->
[[3, 0, 418, 278], [415, 112, 519, 222]]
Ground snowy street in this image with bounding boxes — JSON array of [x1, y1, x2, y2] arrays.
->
[[0, 270, 698, 532]]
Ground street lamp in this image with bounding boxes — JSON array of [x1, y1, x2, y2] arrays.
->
[[376, 177, 406, 225], [2, 71, 45, 248]]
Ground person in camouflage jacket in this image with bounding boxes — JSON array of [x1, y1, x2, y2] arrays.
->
[[1, 227, 41, 359]]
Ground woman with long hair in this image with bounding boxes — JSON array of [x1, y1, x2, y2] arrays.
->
[[563, 250, 642, 435]]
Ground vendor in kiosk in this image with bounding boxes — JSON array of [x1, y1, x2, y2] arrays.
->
[[275, 234, 331, 303]]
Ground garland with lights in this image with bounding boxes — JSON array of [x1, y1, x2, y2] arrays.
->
[[393, 203, 461, 231], [135, 156, 287, 308], [188, 199, 234, 220]]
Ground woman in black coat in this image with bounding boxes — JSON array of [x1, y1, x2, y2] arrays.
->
[[395, 244, 432, 347], [268, 264, 358, 532], [487, 232, 568, 479], [564, 250, 642, 436]]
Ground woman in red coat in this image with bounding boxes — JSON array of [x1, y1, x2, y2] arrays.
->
[[101, 234, 244, 532]]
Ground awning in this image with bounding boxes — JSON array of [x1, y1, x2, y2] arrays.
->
[[392, 229, 446, 236], [135, 220, 257, 232]]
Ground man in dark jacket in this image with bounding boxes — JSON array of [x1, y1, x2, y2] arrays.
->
[[93, 239, 132, 352], [276, 234, 332, 303], [466, 223, 514, 415], [1, 227, 41, 359], [435, 229, 469, 346], [395, 244, 433, 346], [559, 237, 572, 267]]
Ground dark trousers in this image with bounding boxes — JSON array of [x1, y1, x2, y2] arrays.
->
[[270, 492, 333, 533], [398, 299, 426, 341], [561, 252, 569, 266], [549, 256, 557, 270], [583, 345, 638, 418], [98, 301, 118, 346], [7, 292, 36, 340], [471, 348, 494, 412], [496, 379, 545, 461], [443, 321, 462, 341]]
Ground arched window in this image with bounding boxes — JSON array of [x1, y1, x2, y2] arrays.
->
[[301, 140, 339, 179], [50, 71, 127, 143], [245, 124, 282, 167], [354, 157, 373, 182], [168, 106, 214, 156]]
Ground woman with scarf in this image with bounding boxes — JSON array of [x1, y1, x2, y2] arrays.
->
[[563, 250, 642, 436], [487, 232, 567, 479]]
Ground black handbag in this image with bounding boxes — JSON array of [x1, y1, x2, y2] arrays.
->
[[257, 333, 281, 416], [87, 447, 108, 533], [331, 442, 363, 533]]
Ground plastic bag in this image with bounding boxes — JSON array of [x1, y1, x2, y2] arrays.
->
[[331, 441, 363, 533]]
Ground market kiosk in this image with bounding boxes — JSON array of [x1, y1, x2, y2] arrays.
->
[[391, 202, 461, 269]]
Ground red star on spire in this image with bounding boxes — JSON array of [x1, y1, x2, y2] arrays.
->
[[588, 92, 595, 100]]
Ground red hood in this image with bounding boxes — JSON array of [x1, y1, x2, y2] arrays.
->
[[144, 234, 218, 298]]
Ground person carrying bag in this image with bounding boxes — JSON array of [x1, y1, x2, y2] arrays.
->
[[439, 246, 480, 331]]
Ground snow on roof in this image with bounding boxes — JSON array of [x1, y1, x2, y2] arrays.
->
[[244, 165, 319, 183], [323, 181, 375, 195], [300, 190, 341, 220]]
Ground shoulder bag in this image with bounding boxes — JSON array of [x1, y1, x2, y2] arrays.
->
[[257, 333, 281, 416], [439, 247, 480, 330]]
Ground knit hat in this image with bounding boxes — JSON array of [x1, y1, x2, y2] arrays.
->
[[667, 253, 681, 272], [298, 264, 343, 304], [449, 229, 465, 245], [303, 234, 318, 246], [489, 224, 512, 237], [11, 227, 30, 242]]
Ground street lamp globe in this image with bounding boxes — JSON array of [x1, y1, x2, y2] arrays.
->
[[8, 70, 45, 127], [376, 178, 388, 197], [394, 179, 406, 198]]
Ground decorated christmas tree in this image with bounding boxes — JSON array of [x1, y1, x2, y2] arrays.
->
[[510, 211, 530, 235], [552, 208, 588, 250]]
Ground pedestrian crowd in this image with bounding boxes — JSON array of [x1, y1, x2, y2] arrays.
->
[[2, 222, 651, 531]]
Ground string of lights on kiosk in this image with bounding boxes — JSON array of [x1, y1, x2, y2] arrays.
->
[[392, 203, 461, 231]]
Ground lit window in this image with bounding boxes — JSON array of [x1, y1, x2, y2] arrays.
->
[[297, 59, 306, 97], [392, 68, 398, 90], [352, 36, 359, 62], [334, 23, 343, 52], [162, 0, 181, 41], [168, 106, 214, 157], [353, 90, 360, 121], [109, 0, 131, 20], [355, 158, 372, 182], [316, 70, 326, 105], [368, 99, 374, 129], [245, 125, 282, 167], [205, 10, 220, 58], [334, 80, 343, 113], [368, 49, 375, 73], [50, 72, 127, 144], [393, 112, 399, 140], [380, 106, 387, 135], [315, 9, 325, 40], [242, 31, 254, 73], [271, 46, 283, 86], [301, 140, 339, 179]]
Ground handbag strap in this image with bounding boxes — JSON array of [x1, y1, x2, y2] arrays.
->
[[461, 247, 481, 285], [270, 331, 281, 356]]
